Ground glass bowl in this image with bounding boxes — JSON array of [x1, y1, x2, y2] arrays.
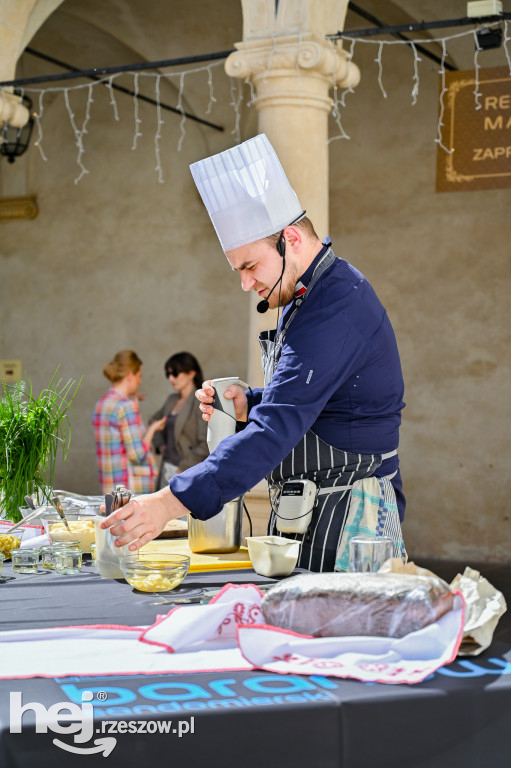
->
[[41, 514, 96, 553], [0, 526, 31, 560], [120, 553, 190, 593]]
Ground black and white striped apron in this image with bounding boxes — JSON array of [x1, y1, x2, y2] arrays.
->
[[259, 248, 395, 572]]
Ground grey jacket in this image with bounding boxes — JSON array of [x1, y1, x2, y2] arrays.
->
[[150, 391, 208, 487]]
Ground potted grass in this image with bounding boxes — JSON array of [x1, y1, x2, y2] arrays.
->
[[0, 370, 81, 523]]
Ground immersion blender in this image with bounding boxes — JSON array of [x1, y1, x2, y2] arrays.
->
[[188, 377, 246, 554]]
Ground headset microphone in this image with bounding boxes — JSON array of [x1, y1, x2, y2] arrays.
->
[[256, 231, 286, 314], [256, 279, 279, 313]]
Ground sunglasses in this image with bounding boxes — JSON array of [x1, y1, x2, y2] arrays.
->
[[166, 369, 180, 378]]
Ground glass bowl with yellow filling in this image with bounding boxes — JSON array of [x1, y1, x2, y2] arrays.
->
[[42, 514, 96, 553], [120, 553, 190, 593]]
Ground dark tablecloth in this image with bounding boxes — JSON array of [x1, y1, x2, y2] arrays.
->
[[0, 557, 510, 768]]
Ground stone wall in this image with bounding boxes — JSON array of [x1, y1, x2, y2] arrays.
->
[[0, 0, 509, 562]]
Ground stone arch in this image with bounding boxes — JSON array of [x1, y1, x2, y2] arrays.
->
[[0, 0, 65, 125]]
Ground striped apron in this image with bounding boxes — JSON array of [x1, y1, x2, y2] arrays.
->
[[259, 248, 398, 572]]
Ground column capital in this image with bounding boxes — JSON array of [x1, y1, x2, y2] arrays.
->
[[226, 32, 359, 94]]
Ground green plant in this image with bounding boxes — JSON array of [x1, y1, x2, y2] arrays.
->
[[0, 370, 81, 523]]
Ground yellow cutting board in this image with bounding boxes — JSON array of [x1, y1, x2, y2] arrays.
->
[[143, 539, 253, 572]]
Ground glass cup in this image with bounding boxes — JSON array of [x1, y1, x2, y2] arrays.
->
[[40, 543, 80, 570], [90, 543, 97, 563], [11, 549, 40, 574], [0, 552, 4, 576], [54, 549, 83, 575], [349, 535, 394, 573]]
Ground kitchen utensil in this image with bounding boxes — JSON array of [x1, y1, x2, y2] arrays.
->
[[94, 485, 132, 579], [51, 496, 71, 532], [349, 535, 394, 573], [151, 583, 274, 606], [41, 515, 95, 553], [246, 535, 300, 577], [143, 539, 253, 571], [120, 553, 190, 593], [189, 496, 244, 554], [189, 377, 246, 554], [24, 495, 36, 511], [4, 507, 43, 534], [103, 493, 114, 517], [206, 376, 239, 452]]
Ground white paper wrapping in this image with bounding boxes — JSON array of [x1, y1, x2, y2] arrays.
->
[[450, 566, 507, 656]]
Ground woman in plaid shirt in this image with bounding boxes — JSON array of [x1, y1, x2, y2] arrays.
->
[[93, 350, 166, 494]]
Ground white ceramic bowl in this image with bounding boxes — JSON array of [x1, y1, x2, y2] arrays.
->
[[246, 535, 300, 578]]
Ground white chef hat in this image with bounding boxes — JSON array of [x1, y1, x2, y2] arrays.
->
[[190, 134, 303, 252]]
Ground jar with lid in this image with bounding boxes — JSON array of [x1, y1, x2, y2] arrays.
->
[[11, 549, 40, 574], [40, 543, 80, 570], [54, 549, 84, 575]]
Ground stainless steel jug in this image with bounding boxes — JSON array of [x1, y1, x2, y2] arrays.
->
[[188, 496, 244, 554]]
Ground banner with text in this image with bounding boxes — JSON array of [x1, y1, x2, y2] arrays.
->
[[436, 66, 511, 192]]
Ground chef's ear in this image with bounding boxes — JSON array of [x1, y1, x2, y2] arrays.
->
[[282, 225, 302, 253]]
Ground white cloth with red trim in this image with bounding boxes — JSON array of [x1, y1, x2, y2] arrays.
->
[[0, 583, 464, 684], [0, 520, 44, 543]]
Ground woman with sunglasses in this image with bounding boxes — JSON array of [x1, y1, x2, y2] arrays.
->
[[150, 352, 209, 489]]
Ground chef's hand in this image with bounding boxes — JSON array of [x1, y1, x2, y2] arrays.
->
[[99, 486, 189, 551], [196, 380, 248, 423]]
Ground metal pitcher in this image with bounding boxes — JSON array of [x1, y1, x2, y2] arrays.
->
[[188, 495, 244, 554]]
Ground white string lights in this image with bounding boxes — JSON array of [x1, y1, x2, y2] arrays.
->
[[410, 43, 421, 106], [327, 37, 352, 144], [3, 21, 510, 183], [154, 74, 164, 182], [374, 41, 387, 99], [131, 73, 142, 151], [435, 39, 454, 155], [331, 21, 511, 151], [229, 76, 243, 142], [12, 60, 226, 184], [205, 66, 217, 115]]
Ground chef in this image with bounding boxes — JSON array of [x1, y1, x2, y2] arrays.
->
[[101, 134, 406, 572]]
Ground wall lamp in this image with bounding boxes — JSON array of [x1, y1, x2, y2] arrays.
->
[[0, 94, 34, 164]]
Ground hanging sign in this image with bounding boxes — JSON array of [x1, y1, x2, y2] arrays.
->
[[436, 66, 511, 192]]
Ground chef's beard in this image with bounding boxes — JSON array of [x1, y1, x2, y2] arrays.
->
[[266, 261, 300, 309]]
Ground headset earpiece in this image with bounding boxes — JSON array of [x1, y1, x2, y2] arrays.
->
[[277, 232, 286, 258]]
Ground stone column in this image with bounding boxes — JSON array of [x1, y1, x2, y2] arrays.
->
[[225, 0, 360, 388]]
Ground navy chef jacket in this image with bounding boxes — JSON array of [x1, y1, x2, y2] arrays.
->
[[170, 246, 406, 520]]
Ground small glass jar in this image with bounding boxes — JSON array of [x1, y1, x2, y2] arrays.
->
[[40, 545, 57, 570], [40, 544, 78, 570], [54, 549, 83, 575], [11, 549, 40, 574]]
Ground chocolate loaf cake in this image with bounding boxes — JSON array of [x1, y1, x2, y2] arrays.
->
[[261, 571, 455, 639]]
